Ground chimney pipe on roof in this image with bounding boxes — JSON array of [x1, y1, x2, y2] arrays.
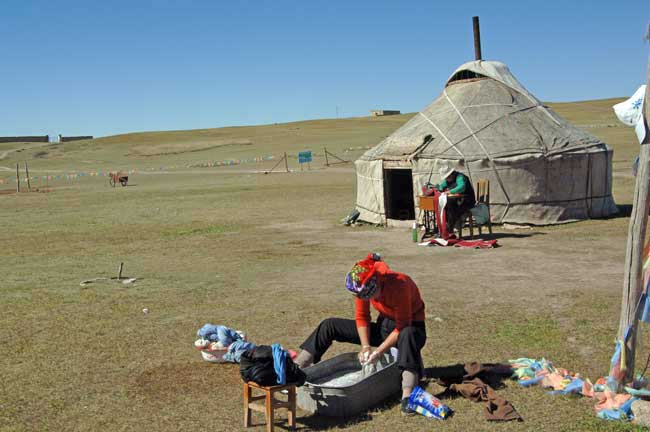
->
[[473, 16, 482, 61]]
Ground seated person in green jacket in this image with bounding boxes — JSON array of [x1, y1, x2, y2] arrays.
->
[[435, 167, 475, 232]]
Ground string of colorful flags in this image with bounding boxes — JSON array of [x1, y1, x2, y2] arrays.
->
[[343, 145, 372, 153], [188, 155, 275, 168], [0, 169, 138, 185], [0, 155, 277, 185], [0, 146, 373, 185]]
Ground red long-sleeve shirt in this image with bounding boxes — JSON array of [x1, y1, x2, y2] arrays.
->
[[354, 262, 425, 334]]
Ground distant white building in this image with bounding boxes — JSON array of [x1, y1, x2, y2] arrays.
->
[[370, 110, 401, 117]]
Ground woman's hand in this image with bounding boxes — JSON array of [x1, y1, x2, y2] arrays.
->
[[366, 350, 381, 365], [358, 345, 372, 364]]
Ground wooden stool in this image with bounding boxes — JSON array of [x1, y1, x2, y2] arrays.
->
[[243, 381, 296, 432]]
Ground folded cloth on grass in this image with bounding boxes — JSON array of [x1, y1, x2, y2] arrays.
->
[[195, 324, 252, 363], [419, 237, 498, 249], [431, 362, 521, 422], [197, 324, 243, 345], [510, 357, 634, 421], [450, 378, 522, 421]]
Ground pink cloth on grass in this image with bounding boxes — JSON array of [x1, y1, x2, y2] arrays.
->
[[425, 238, 498, 249], [594, 390, 631, 411]]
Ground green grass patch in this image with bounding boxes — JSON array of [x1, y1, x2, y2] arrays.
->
[[493, 317, 563, 352]]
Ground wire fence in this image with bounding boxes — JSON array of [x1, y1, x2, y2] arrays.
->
[[0, 146, 372, 186]]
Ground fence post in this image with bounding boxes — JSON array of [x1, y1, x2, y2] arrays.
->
[[16, 163, 20, 193], [25, 162, 31, 191], [617, 57, 650, 385], [324, 148, 330, 167], [284, 152, 289, 172]]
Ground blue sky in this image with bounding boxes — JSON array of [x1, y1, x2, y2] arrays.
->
[[2, 0, 649, 137]]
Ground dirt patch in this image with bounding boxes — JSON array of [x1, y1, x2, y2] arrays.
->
[[133, 362, 241, 399]]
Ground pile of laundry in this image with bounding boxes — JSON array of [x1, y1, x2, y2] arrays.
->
[[509, 241, 650, 422], [240, 343, 306, 386], [510, 357, 637, 421], [193, 324, 305, 386], [428, 362, 522, 422], [194, 323, 256, 363]]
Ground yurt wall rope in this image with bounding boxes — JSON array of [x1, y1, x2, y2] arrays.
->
[[443, 89, 512, 217]]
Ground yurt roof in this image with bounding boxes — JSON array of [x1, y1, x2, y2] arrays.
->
[[361, 60, 608, 162]]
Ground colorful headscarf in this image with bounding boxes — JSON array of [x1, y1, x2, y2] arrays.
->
[[345, 253, 381, 299]]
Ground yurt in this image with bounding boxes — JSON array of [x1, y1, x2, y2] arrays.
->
[[354, 60, 618, 225]]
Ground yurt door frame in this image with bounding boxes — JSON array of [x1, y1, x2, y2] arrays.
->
[[384, 167, 415, 220]]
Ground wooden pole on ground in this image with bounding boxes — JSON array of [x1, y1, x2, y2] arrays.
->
[[324, 147, 330, 167], [618, 60, 650, 384], [472, 16, 482, 61], [323, 149, 348, 165], [264, 155, 286, 174], [25, 162, 31, 192], [15, 163, 20, 193], [284, 152, 289, 172]]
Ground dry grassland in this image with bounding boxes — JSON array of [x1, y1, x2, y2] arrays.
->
[[0, 99, 647, 431]]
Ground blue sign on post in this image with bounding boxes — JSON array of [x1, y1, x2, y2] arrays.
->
[[298, 151, 312, 164]]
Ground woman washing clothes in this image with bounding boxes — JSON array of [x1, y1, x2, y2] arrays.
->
[[294, 253, 427, 415]]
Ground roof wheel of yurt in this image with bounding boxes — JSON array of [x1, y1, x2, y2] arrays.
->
[[354, 16, 617, 226]]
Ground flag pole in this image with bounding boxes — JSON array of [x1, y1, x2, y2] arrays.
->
[[617, 33, 650, 385]]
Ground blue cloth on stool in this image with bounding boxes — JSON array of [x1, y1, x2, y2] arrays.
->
[[272, 343, 287, 385]]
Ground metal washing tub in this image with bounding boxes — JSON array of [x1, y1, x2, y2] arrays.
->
[[297, 351, 401, 417]]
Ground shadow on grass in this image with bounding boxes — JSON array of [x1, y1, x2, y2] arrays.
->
[[296, 411, 377, 431], [422, 231, 544, 243], [295, 395, 400, 430], [612, 204, 632, 218], [424, 362, 513, 391], [295, 363, 513, 430], [480, 231, 545, 240]]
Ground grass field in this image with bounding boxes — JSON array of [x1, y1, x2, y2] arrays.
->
[[1, 98, 649, 431]]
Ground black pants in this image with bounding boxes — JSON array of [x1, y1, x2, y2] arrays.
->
[[446, 198, 474, 230], [300, 316, 426, 374]]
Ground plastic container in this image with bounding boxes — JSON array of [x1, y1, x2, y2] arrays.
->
[[297, 351, 400, 417], [200, 347, 228, 363], [407, 385, 451, 420], [412, 222, 418, 242]]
